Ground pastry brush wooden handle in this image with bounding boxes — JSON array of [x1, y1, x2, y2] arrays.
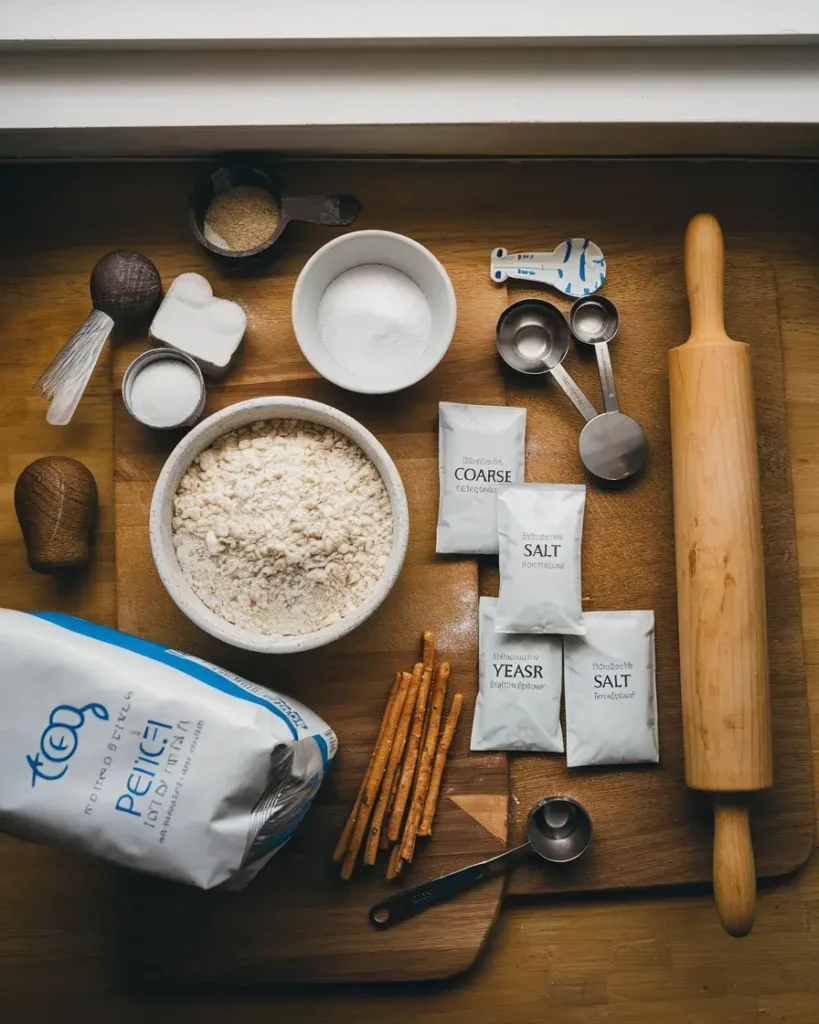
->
[[713, 799, 755, 938]]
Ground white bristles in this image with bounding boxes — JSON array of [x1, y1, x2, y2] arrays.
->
[[36, 309, 114, 426]]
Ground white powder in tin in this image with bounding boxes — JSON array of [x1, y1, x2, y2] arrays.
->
[[130, 360, 202, 428], [172, 419, 394, 636], [317, 264, 431, 382]]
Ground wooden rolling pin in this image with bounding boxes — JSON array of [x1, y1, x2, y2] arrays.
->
[[669, 213, 772, 937]]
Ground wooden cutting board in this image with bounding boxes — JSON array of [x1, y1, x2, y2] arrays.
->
[[109, 160, 814, 984], [490, 251, 815, 895], [112, 168, 511, 985]]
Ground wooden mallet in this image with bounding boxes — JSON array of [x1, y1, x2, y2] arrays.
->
[[669, 213, 773, 937]]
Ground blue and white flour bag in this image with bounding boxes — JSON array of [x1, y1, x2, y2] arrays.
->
[[0, 610, 336, 889]]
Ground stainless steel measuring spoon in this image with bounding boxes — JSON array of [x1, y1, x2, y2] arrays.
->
[[496, 298, 600, 423], [569, 296, 647, 482], [369, 796, 592, 929]]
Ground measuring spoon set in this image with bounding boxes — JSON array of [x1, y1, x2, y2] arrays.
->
[[492, 251, 646, 482]]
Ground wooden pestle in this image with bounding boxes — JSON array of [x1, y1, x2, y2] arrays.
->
[[14, 456, 98, 573], [669, 214, 773, 937]]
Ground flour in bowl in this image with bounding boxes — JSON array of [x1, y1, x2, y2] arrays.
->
[[172, 419, 394, 636]]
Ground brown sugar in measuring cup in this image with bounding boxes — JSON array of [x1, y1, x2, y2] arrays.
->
[[188, 165, 361, 266]]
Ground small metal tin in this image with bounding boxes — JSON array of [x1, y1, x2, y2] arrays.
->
[[122, 349, 206, 430], [570, 295, 620, 346]]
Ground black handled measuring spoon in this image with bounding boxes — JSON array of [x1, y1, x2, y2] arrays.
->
[[369, 796, 592, 930]]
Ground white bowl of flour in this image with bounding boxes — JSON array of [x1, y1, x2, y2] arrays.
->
[[150, 396, 409, 653], [292, 229, 457, 394]]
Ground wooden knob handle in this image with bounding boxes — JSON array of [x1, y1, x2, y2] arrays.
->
[[685, 213, 727, 343], [713, 799, 756, 937], [14, 456, 98, 573]]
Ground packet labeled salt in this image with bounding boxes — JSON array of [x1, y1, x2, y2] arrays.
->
[[564, 610, 658, 767], [471, 597, 563, 753], [495, 483, 586, 635], [436, 402, 526, 555]]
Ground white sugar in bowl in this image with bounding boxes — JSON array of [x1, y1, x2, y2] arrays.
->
[[292, 229, 457, 394]]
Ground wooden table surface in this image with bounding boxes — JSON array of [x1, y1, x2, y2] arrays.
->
[[1, 160, 819, 1022]]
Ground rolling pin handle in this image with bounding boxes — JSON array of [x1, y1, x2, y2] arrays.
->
[[712, 798, 756, 937], [685, 213, 727, 343]]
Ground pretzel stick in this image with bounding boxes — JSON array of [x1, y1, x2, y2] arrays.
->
[[418, 692, 463, 838], [387, 667, 432, 842], [422, 630, 436, 672], [333, 672, 402, 863], [364, 666, 423, 864], [378, 652, 429, 852], [386, 841, 404, 881], [379, 772, 400, 850], [380, 630, 435, 854], [340, 671, 411, 880], [400, 662, 450, 860]]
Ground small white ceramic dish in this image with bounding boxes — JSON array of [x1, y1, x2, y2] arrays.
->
[[150, 396, 410, 654], [292, 229, 457, 394]]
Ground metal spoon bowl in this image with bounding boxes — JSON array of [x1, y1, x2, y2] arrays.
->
[[369, 796, 592, 929], [579, 411, 647, 483], [527, 795, 592, 862], [496, 300, 599, 422], [570, 294, 619, 346]]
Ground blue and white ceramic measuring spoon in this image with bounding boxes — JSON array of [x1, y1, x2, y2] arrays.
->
[[490, 238, 606, 297]]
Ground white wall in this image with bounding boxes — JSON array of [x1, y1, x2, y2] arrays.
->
[[1, 0, 818, 46], [2, 3, 819, 158]]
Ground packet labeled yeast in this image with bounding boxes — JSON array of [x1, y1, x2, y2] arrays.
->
[[471, 597, 563, 753], [0, 610, 336, 889], [436, 402, 526, 555], [564, 610, 658, 767], [495, 483, 586, 635]]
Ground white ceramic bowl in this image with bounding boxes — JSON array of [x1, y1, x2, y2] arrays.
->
[[149, 396, 409, 654], [292, 229, 457, 394]]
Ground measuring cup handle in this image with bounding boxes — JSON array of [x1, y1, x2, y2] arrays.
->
[[595, 343, 620, 413], [550, 365, 599, 422], [280, 194, 361, 226], [369, 843, 531, 930]]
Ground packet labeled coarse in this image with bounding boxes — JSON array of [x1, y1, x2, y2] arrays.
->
[[436, 402, 526, 555], [495, 483, 586, 635], [471, 597, 563, 753], [0, 610, 336, 889], [564, 610, 658, 767]]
